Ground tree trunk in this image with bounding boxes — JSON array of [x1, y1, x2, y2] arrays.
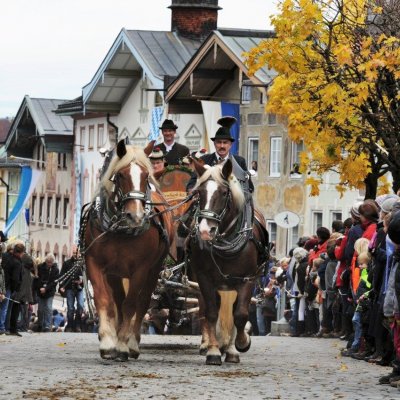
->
[[391, 169, 400, 195], [364, 172, 378, 200]]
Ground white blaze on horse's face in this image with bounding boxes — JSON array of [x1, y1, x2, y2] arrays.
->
[[199, 180, 219, 241], [124, 162, 145, 226]]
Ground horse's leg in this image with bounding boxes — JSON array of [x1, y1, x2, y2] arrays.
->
[[198, 294, 209, 356], [113, 276, 140, 361], [234, 282, 253, 353], [87, 260, 118, 359], [129, 261, 162, 358], [217, 291, 240, 363], [197, 275, 221, 365]]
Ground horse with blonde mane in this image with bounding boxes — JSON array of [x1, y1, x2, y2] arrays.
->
[[187, 158, 269, 365], [81, 140, 173, 361]]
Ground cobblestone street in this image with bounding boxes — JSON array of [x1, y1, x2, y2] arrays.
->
[[0, 333, 398, 400]]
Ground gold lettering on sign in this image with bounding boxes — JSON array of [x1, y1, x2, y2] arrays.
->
[[163, 191, 187, 202]]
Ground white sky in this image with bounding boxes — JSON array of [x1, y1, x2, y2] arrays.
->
[[0, 0, 278, 118]]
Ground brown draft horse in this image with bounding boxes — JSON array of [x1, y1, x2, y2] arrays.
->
[[188, 158, 268, 365], [82, 140, 173, 361]]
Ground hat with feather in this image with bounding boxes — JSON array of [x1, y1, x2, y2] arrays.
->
[[211, 116, 236, 142]]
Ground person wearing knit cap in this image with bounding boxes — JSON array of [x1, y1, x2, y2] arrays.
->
[[381, 195, 400, 216], [149, 147, 166, 174], [350, 201, 363, 221], [157, 119, 189, 166], [186, 116, 254, 193]]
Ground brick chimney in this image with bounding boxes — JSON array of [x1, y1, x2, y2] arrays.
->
[[169, 0, 221, 40]]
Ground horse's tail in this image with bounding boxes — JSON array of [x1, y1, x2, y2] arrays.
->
[[217, 290, 237, 350]]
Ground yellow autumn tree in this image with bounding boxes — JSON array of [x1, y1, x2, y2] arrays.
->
[[245, 0, 400, 198]]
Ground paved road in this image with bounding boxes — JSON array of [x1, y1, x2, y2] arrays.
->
[[0, 333, 398, 400]]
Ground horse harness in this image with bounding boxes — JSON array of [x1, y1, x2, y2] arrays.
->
[[189, 182, 268, 283]]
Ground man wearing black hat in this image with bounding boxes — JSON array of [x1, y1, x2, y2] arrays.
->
[[187, 116, 254, 193], [157, 119, 189, 166]]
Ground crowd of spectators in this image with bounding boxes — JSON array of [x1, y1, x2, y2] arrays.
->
[[252, 194, 400, 390], [0, 243, 97, 335]]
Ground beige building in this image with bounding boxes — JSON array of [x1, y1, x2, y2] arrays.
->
[[5, 96, 74, 262]]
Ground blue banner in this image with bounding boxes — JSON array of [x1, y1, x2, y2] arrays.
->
[[221, 102, 240, 155], [5, 166, 36, 234]]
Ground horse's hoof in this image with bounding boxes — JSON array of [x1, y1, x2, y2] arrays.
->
[[129, 350, 140, 359], [206, 355, 222, 365], [235, 337, 251, 353], [225, 353, 240, 363], [100, 349, 118, 360], [117, 351, 129, 362], [199, 346, 207, 356]]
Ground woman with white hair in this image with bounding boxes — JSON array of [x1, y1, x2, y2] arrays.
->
[[37, 253, 59, 332]]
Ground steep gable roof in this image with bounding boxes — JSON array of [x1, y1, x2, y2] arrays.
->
[[6, 96, 73, 157], [69, 28, 201, 115], [166, 29, 276, 105]]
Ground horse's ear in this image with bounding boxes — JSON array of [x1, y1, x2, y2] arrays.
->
[[221, 159, 233, 181], [193, 157, 206, 177], [144, 140, 156, 157], [116, 139, 127, 159]]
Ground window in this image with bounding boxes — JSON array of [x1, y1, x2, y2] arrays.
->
[[8, 172, 19, 192], [80, 127, 86, 151], [41, 144, 46, 169], [270, 137, 282, 177], [241, 80, 252, 104], [268, 113, 277, 125], [31, 196, 36, 223], [289, 225, 299, 250], [36, 145, 41, 169], [140, 81, 148, 110], [312, 211, 323, 233], [247, 113, 263, 126], [55, 197, 61, 225], [35, 143, 46, 169], [267, 220, 277, 244], [248, 138, 259, 166], [46, 196, 52, 224], [88, 126, 94, 150], [331, 211, 343, 227], [154, 91, 163, 107], [260, 91, 266, 104], [39, 196, 44, 223], [332, 211, 342, 221], [63, 197, 69, 226], [291, 141, 304, 175], [97, 124, 105, 149], [57, 153, 66, 170]]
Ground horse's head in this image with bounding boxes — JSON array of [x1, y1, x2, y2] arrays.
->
[[193, 158, 244, 241], [102, 140, 154, 229]]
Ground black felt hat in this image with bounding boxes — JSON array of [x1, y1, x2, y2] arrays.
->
[[159, 119, 178, 130], [211, 116, 236, 142]]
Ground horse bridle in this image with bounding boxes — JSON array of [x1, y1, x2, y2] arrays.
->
[[109, 170, 152, 217], [195, 180, 232, 234]]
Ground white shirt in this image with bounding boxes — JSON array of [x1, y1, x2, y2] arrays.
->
[[164, 142, 175, 152], [216, 153, 230, 164]]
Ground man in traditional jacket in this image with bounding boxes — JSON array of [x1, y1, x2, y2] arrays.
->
[[157, 119, 189, 166]]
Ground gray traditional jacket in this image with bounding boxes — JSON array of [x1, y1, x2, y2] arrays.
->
[[383, 259, 399, 317]]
